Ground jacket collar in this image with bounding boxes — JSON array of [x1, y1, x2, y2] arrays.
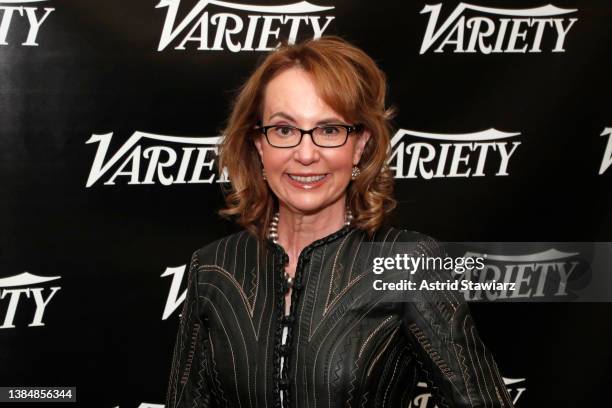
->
[[265, 224, 356, 261]]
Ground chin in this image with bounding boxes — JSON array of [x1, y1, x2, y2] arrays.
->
[[283, 199, 331, 215]]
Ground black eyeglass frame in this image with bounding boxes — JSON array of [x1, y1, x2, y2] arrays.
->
[[255, 123, 365, 148]]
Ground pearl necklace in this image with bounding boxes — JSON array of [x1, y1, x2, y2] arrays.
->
[[267, 207, 353, 288]]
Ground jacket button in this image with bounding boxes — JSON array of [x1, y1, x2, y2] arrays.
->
[[279, 345, 290, 356], [281, 315, 295, 324], [278, 284, 290, 295], [279, 378, 290, 389]]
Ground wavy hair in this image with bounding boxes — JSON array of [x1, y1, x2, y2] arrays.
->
[[217, 35, 397, 241]]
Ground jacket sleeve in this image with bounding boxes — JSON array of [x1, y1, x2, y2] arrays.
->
[[400, 235, 515, 408], [166, 250, 214, 408]]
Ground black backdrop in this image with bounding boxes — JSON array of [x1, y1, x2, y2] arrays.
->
[[1, 0, 611, 407]]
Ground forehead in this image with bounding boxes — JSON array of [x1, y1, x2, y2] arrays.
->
[[262, 67, 346, 123]]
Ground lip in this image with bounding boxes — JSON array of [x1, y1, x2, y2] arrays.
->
[[285, 173, 329, 190]]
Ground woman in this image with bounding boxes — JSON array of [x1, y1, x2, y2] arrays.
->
[[166, 36, 514, 408]]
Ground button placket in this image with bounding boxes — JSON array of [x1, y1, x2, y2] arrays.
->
[[268, 225, 352, 408], [275, 245, 315, 408], [273, 248, 293, 408]]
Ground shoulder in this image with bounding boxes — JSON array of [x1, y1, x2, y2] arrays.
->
[[191, 229, 259, 267], [362, 225, 444, 246], [378, 228, 462, 307], [356, 225, 446, 257]]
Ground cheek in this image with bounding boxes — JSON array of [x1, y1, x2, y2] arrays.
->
[[262, 148, 290, 173], [325, 150, 355, 174], [339, 143, 359, 165]]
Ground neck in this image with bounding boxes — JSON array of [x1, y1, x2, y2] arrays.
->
[[276, 197, 348, 266]]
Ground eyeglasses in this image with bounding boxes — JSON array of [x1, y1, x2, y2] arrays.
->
[[256, 123, 364, 148]]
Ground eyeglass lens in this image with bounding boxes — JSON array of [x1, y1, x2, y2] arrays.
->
[[267, 125, 348, 147]]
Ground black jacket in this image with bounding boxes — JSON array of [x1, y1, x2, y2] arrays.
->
[[166, 225, 514, 408]]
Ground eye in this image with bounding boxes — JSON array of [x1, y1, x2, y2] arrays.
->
[[321, 126, 341, 135], [275, 126, 295, 137]]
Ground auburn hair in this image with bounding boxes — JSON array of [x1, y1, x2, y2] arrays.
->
[[217, 35, 397, 241]]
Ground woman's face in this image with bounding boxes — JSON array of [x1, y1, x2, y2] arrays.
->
[[254, 67, 370, 215]]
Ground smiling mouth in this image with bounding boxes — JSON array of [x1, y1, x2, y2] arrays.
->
[[287, 173, 328, 183]]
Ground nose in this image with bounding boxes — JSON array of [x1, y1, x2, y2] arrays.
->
[[293, 132, 320, 165]]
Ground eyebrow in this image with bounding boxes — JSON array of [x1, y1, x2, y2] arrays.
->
[[268, 111, 345, 125]]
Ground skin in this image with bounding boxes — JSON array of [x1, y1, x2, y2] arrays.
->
[[253, 67, 370, 309]]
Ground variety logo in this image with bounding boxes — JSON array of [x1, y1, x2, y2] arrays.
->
[[419, 3, 577, 54], [460, 248, 587, 301], [156, 0, 335, 52], [409, 377, 526, 407], [161, 264, 188, 320], [599, 127, 612, 175], [388, 128, 521, 179], [85, 132, 227, 187], [88, 128, 523, 186], [0, 272, 61, 329], [0, 0, 54, 46]]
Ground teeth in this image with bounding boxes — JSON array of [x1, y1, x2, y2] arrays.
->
[[288, 174, 326, 183]]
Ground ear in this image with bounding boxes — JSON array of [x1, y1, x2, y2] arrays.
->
[[353, 129, 371, 165], [253, 134, 264, 161]]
